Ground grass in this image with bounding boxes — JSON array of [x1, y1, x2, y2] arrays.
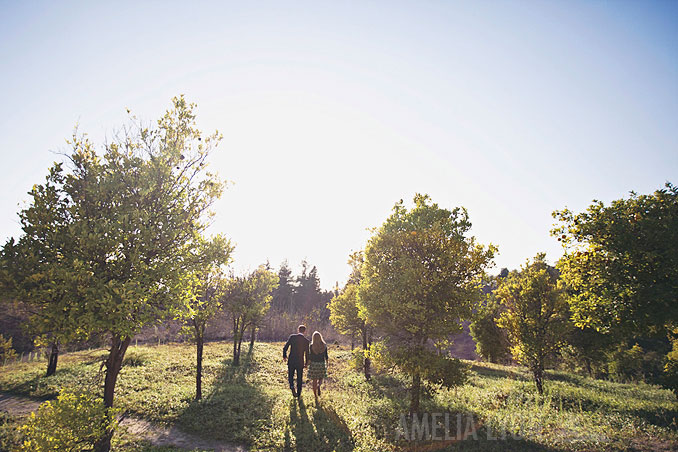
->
[[0, 341, 676, 451]]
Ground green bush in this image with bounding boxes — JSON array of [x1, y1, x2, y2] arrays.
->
[[0, 411, 23, 451], [608, 343, 665, 383], [19, 390, 118, 452], [663, 337, 678, 399], [0, 334, 17, 364], [469, 300, 510, 363]]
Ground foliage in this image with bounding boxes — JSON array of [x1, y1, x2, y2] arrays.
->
[[0, 411, 23, 451], [496, 254, 570, 394], [607, 343, 666, 384], [221, 266, 278, 364], [182, 235, 234, 333], [560, 326, 614, 378], [328, 284, 363, 339], [360, 194, 495, 411], [0, 334, 17, 364], [18, 390, 118, 452], [329, 261, 373, 380], [12, 94, 224, 345], [270, 260, 295, 314], [470, 297, 510, 363], [552, 182, 678, 336], [663, 333, 678, 398], [6, 96, 224, 451]]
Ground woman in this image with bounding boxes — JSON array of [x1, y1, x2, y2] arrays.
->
[[308, 331, 329, 400]]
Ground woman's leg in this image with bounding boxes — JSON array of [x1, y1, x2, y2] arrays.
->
[[312, 379, 318, 397], [317, 378, 323, 395]]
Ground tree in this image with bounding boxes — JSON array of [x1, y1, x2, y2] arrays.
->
[[552, 183, 678, 335], [329, 251, 372, 379], [560, 326, 613, 378], [182, 235, 233, 400], [359, 194, 495, 412], [469, 297, 510, 364], [271, 260, 295, 314], [1, 188, 83, 377], [222, 266, 278, 365], [12, 96, 224, 452], [329, 283, 372, 379], [553, 183, 678, 394], [495, 254, 570, 395]]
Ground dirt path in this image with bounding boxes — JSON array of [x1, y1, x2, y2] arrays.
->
[[0, 392, 247, 452]]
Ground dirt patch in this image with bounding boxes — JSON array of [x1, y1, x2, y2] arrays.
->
[[0, 392, 247, 451]]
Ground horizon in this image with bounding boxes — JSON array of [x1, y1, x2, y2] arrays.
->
[[1, 1, 676, 289]]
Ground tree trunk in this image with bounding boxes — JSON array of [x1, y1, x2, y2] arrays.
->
[[196, 329, 204, 401], [410, 371, 421, 413], [249, 325, 256, 348], [362, 328, 371, 381], [94, 335, 131, 452], [46, 341, 59, 377], [237, 323, 245, 359], [584, 358, 592, 378], [233, 317, 240, 366], [533, 362, 544, 395]]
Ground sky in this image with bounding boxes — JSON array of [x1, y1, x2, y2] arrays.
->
[[1, 1, 676, 289]]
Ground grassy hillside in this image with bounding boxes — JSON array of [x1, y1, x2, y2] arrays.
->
[[0, 341, 676, 451]]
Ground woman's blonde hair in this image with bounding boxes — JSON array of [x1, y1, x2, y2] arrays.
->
[[310, 331, 326, 353]]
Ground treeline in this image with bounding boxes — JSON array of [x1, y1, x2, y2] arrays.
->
[[259, 260, 336, 341]]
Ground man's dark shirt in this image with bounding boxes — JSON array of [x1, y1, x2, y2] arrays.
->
[[283, 333, 309, 367]]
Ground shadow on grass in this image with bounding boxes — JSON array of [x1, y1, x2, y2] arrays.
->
[[176, 351, 272, 447], [360, 370, 571, 452], [283, 398, 355, 452], [469, 364, 529, 382]]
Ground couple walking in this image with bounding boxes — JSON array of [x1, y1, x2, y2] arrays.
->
[[282, 324, 328, 400]]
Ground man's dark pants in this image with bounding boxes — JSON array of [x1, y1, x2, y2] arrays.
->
[[288, 364, 303, 395]]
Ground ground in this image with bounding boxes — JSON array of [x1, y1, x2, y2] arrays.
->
[[0, 341, 676, 451]]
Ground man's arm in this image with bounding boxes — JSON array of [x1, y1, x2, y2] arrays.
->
[[303, 340, 310, 367], [283, 336, 292, 360]]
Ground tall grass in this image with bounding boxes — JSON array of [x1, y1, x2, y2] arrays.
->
[[0, 341, 675, 451]]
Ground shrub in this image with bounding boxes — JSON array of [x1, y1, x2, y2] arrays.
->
[[0, 334, 17, 364], [608, 343, 665, 383], [19, 390, 118, 452], [469, 300, 510, 363], [0, 411, 23, 451]]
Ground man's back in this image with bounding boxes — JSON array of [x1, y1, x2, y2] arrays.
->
[[283, 333, 309, 367]]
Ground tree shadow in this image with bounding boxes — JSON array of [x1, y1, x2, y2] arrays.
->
[[285, 398, 355, 452], [468, 364, 529, 382], [176, 352, 271, 448]]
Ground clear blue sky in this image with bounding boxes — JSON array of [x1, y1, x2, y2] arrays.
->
[[1, 1, 676, 289]]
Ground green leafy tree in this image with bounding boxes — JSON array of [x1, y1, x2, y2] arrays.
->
[[1, 189, 82, 376], [495, 254, 570, 395], [271, 260, 295, 314], [329, 283, 373, 380], [560, 326, 613, 378], [360, 194, 495, 412], [553, 183, 678, 394], [182, 235, 233, 400], [222, 266, 278, 365], [11, 97, 224, 452], [329, 251, 372, 379], [552, 183, 678, 335], [469, 297, 510, 363]]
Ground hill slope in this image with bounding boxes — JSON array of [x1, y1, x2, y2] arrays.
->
[[0, 341, 676, 451]]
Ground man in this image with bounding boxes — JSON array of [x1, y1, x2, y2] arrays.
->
[[283, 324, 310, 398]]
